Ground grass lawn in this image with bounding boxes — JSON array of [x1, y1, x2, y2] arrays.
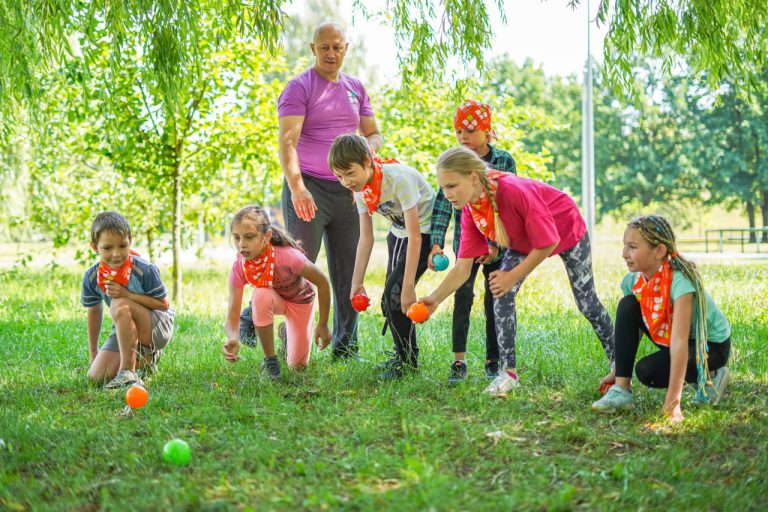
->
[[1, 253, 767, 511]]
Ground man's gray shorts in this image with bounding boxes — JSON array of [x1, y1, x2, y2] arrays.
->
[[100, 308, 175, 353]]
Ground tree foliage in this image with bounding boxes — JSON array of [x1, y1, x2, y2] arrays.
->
[[591, 0, 768, 100]]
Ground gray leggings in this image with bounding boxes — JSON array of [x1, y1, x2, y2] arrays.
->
[[493, 233, 614, 370]]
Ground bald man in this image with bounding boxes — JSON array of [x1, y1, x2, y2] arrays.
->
[[256, 21, 382, 360]]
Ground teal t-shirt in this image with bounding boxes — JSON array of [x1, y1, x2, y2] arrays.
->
[[620, 270, 731, 342]]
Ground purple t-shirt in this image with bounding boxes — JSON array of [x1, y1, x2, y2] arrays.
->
[[458, 175, 586, 259], [277, 67, 374, 180], [229, 246, 315, 304]]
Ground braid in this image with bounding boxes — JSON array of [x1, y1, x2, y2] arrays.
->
[[476, 170, 510, 248], [630, 215, 712, 401]]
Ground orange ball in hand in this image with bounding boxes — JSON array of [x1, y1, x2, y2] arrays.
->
[[125, 384, 149, 409], [407, 302, 429, 324]]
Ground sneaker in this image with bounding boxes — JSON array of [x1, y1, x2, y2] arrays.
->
[[448, 360, 468, 385], [105, 369, 143, 389], [240, 304, 257, 347], [375, 351, 400, 370], [260, 356, 282, 381], [591, 384, 634, 413], [378, 359, 417, 381], [483, 371, 519, 397], [710, 367, 730, 405], [484, 359, 501, 379], [137, 345, 162, 376]]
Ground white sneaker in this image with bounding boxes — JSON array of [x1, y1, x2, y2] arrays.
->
[[105, 369, 142, 389], [483, 371, 519, 397], [711, 367, 730, 405]]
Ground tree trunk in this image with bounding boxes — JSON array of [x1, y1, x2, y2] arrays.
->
[[172, 158, 183, 306], [146, 229, 154, 262], [762, 190, 768, 243], [747, 201, 756, 243]]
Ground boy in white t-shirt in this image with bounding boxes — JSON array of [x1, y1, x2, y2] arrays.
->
[[328, 134, 435, 379]]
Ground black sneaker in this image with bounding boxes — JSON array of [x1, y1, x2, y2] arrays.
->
[[378, 358, 417, 381], [374, 350, 399, 370], [333, 347, 365, 362], [485, 359, 501, 379], [240, 304, 257, 348], [448, 360, 468, 385], [260, 356, 282, 381]]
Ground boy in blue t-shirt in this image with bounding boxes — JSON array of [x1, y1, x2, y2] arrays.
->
[[82, 212, 174, 388]]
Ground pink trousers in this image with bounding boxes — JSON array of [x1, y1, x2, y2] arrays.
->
[[250, 287, 314, 367]]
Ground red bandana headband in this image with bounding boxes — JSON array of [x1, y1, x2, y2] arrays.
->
[[454, 100, 497, 141]]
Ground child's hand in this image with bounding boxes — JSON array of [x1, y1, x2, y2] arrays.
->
[[476, 244, 498, 265], [350, 284, 367, 301], [488, 270, 518, 298], [418, 295, 440, 317], [314, 324, 331, 350], [104, 281, 130, 299], [222, 339, 240, 363], [427, 245, 443, 270], [400, 286, 417, 314], [661, 400, 684, 423], [598, 369, 616, 395]]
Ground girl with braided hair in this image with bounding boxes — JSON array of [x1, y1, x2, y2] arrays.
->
[[592, 215, 731, 421], [421, 147, 615, 397]]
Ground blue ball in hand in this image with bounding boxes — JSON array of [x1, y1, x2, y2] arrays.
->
[[432, 253, 449, 272]]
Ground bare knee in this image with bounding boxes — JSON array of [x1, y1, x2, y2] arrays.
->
[[110, 298, 132, 320], [87, 365, 112, 384]]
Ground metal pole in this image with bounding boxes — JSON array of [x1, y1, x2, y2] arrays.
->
[[581, 1, 596, 244]]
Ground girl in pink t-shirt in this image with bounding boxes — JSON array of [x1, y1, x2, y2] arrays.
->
[[222, 206, 331, 380], [422, 147, 615, 396]]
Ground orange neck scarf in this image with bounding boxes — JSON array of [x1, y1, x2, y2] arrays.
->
[[632, 259, 674, 346], [242, 243, 275, 288], [468, 169, 505, 242], [97, 251, 140, 292], [360, 155, 399, 215]]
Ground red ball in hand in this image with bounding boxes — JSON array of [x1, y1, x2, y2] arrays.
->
[[351, 294, 370, 312]]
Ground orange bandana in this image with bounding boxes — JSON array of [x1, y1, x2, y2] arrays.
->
[[468, 170, 505, 242], [454, 100, 497, 141], [632, 260, 674, 346], [359, 155, 399, 215], [97, 251, 140, 292], [242, 243, 275, 288]]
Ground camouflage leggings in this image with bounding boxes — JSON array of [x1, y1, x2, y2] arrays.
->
[[493, 233, 615, 370]]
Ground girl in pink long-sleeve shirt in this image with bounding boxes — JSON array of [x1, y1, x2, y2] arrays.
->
[[222, 205, 331, 380]]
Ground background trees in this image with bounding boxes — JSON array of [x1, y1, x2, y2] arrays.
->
[[3, 1, 768, 299]]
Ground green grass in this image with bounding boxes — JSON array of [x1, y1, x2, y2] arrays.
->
[[1, 256, 767, 511]]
